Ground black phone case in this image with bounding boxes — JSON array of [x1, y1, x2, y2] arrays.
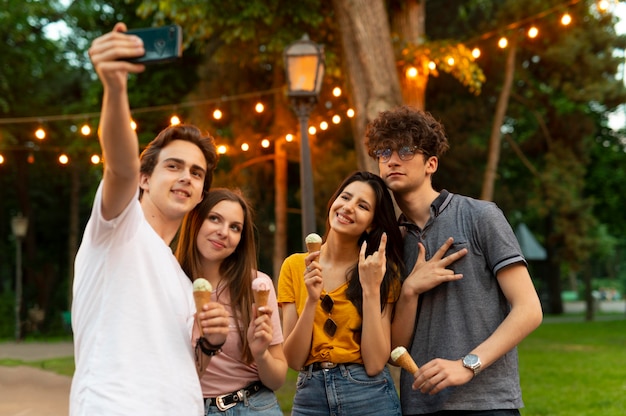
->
[[124, 25, 182, 64]]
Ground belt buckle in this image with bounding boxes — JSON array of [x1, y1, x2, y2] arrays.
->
[[215, 392, 238, 411], [320, 361, 337, 369]]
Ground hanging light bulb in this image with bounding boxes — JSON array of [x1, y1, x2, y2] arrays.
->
[[217, 145, 228, 154], [81, 124, 91, 136], [213, 109, 223, 120], [320, 121, 329, 131], [472, 48, 481, 59], [528, 26, 539, 38], [332, 87, 342, 97], [255, 102, 264, 113], [170, 115, 181, 125], [332, 115, 341, 124], [130, 120, 137, 131], [406, 66, 418, 78], [241, 143, 250, 151], [0, 154, 4, 164], [91, 154, 101, 165], [597, 0, 609, 12], [446, 57, 455, 66], [35, 128, 46, 140], [428, 61, 436, 71], [498, 37, 508, 49], [346, 109, 355, 118], [59, 154, 69, 165], [285, 134, 294, 142], [308, 126, 317, 135], [261, 139, 270, 148], [561, 13, 572, 26]]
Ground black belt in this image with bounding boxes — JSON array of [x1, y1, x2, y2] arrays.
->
[[205, 381, 264, 411]]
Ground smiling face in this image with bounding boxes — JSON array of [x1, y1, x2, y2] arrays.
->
[[196, 200, 244, 264], [139, 139, 207, 221], [328, 180, 376, 238]]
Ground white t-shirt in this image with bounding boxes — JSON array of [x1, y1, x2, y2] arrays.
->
[[70, 183, 203, 416]]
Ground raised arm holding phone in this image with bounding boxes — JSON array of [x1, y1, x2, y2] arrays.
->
[[70, 23, 228, 416]]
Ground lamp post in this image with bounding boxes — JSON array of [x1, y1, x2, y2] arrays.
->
[[284, 34, 325, 242], [11, 213, 28, 341]]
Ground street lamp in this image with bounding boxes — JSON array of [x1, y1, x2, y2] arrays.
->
[[11, 213, 28, 340], [284, 34, 325, 242]]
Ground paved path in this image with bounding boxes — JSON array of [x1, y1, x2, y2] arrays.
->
[[0, 341, 73, 416]]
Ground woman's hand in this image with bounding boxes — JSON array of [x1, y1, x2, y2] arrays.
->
[[358, 233, 387, 293], [197, 301, 229, 347], [303, 251, 323, 302], [248, 307, 273, 359]]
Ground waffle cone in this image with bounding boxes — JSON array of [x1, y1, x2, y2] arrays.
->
[[306, 242, 322, 253], [253, 289, 270, 310], [394, 351, 419, 374], [193, 290, 212, 315]]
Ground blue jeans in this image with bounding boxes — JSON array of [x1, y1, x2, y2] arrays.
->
[[292, 364, 401, 416], [204, 387, 282, 415]]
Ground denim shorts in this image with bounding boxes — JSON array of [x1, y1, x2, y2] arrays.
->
[[204, 387, 282, 415], [291, 364, 401, 416]]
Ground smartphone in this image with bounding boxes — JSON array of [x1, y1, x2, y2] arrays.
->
[[124, 25, 182, 64]]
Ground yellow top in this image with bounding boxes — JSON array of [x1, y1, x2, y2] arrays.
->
[[277, 252, 397, 366]]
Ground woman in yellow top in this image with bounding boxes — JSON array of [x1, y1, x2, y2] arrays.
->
[[278, 171, 405, 415]]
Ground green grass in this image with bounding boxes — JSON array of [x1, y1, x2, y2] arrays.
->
[[0, 356, 75, 377], [2, 317, 624, 415], [518, 318, 626, 416]]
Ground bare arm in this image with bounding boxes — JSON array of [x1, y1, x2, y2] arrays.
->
[[412, 263, 543, 394], [391, 238, 467, 350], [282, 252, 322, 370], [281, 300, 316, 371], [88, 22, 146, 220], [248, 307, 288, 391], [359, 234, 392, 375], [195, 302, 230, 377]]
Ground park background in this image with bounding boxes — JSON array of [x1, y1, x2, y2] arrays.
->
[[0, 0, 625, 367]]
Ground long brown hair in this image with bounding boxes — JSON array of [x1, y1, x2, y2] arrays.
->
[[323, 171, 404, 317], [176, 188, 257, 363]]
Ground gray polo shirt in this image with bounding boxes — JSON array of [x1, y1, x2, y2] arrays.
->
[[400, 190, 527, 414]]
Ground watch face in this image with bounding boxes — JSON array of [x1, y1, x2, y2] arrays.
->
[[464, 354, 479, 367]]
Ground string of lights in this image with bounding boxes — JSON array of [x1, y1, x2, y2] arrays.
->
[[0, 0, 619, 166]]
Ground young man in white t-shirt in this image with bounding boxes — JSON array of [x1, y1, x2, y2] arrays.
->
[[70, 22, 229, 416]]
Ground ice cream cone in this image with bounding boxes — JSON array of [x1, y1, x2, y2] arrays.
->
[[253, 290, 270, 310], [193, 291, 212, 315], [305, 233, 322, 253], [252, 277, 272, 314], [391, 346, 419, 374], [193, 278, 213, 315]]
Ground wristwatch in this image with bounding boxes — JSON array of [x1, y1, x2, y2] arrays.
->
[[462, 353, 482, 376]]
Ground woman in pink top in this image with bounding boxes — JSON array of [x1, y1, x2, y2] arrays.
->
[[176, 188, 287, 415]]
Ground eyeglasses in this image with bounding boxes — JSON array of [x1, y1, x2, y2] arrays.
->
[[375, 146, 420, 163], [320, 294, 337, 337]]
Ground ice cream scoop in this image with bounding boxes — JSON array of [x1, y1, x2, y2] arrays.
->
[[305, 233, 322, 253], [391, 346, 419, 374], [193, 278, 213, 315], [252, 277, 271, 313]]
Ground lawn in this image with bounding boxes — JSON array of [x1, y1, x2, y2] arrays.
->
[[2, 316, 624, 415], [518, 317, 626, 416]]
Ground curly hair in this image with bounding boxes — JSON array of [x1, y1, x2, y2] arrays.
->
[[365, 105, 450, 159]]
